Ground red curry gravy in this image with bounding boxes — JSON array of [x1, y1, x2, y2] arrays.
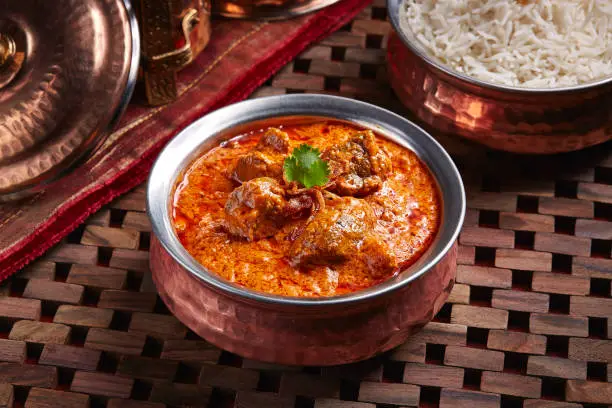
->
[[172, 120, 440, 297]]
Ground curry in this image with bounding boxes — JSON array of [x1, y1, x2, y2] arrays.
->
[[171, 120, 440, 297]]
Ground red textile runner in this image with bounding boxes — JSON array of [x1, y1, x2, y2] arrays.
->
[[0, 0, 371, 280]]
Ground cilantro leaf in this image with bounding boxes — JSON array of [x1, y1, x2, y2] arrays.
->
[[283, 144, 330, 188], [283, 156, 303, 184], [302, 158, 329, 188]]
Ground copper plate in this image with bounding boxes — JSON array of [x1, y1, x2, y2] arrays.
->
[[0, 0, 139, 200], [213, 0, 343, 20]]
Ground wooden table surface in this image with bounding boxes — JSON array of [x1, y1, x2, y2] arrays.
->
[[0, 2, 611, 407]]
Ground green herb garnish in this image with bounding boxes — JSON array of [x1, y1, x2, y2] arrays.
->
[[283, 144, 330, 188]]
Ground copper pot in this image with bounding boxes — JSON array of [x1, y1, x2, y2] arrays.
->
[[386, 0, 612, 155], [147, 94, 465, 365], [135, 0, 212, 105]]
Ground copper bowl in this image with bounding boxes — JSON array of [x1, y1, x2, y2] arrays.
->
[[386, 0, 612, 154], [147, 94, 465, 365]]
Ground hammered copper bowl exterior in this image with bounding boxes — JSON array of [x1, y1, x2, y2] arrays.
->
[[147, 95, 465, 366], [386, 2, 612, 154], [151, 238, 456, 365]]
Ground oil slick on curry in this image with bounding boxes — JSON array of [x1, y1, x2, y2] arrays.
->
[[171, 120, 441, 297]]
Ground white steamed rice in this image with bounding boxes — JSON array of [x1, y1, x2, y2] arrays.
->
[[400, 0, 612, 88]]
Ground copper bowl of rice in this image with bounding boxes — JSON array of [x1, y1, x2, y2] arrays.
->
[[387, 0, 612, 154]]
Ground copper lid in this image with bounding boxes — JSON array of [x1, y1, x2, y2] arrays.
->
[[0, 0, 139, 200]]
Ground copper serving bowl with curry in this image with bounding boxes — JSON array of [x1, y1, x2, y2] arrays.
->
[[148, 95, 465, 365]]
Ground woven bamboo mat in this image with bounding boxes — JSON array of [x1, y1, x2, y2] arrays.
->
[[1, 3, 611, 407]]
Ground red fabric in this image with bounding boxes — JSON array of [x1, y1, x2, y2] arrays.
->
[[0, 0, 371, 280]]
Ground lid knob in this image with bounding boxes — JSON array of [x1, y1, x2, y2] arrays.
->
[[0, 33, 16, 67], [0, 31, 23, 90]]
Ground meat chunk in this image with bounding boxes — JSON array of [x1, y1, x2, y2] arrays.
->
[[232, 128, 290, 183], [258, 127, 290, 152], [289, 196, 397, 277], [224, 177, 316, 241], [225, 177, 286, 241], [290, 196, 374, 265], [322, 130, 392, 196]]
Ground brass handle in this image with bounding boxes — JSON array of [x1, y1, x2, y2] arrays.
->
[[0, 33, 16, 68], [146, 8, 199, 72]]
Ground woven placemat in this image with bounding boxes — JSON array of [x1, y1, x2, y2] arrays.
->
[[1, 3, 611, 407]]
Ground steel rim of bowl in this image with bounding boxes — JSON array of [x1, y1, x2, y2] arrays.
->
[[147, 94, 466, 307], [386, 0, 612, 94]]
